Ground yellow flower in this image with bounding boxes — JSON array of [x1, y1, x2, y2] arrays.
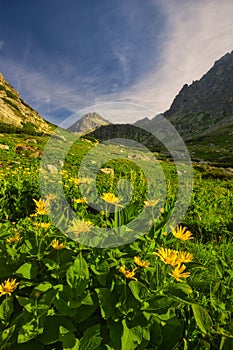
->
[[51, 239, 66, 250], [144, 199, 160, 207], [70, 219, 93, 237], [176, 251, 193, 265], [134, 256, 150, 268], [69, 177, 92, 185], [41, 223, 51, 229], [160, 207, 165, 213], [171, 226, 193, 241], [119, 265, 137, 281], [69, 177, 79, 185], [31, 198, 50, 216], [6, 232, 20, 243], [0, 278, 19, 297], [169, 264, 191, 282], [101, 192, 122, 205], [154, 248, 178, 267], [73, 197, 87, 204], [33, 222, 51, 229]]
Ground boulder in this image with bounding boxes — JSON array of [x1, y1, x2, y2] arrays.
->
[[0, 144, 9, 150]]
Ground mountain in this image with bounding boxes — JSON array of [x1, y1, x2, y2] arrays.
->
[[68, 112, 110, 134], [164, 51, 233, 139], [133, 51, 233, 165], [0, 72, 52, 134]]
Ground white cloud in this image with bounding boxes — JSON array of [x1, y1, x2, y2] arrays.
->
[[1, 0, 233, 125], [117, 0, 233, 119]]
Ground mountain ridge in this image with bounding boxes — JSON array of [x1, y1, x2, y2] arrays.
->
[[0, 72, 53, 134], [67, 112, 110, 134]]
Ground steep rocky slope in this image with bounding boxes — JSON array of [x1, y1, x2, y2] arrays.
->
[[0, 72, 52, 134]]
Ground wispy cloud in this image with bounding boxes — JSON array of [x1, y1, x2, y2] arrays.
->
[[0, 0, 232, 125], [116, 0, 233, 118], [66, 0, 233, 123]]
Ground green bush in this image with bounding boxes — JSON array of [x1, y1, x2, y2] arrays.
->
[[6, 89, 18, 100]]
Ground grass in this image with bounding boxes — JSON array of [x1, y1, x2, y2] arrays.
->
[[0, 132, 232, 349]]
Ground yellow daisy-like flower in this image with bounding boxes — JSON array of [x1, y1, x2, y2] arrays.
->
[[73, 197, 87, 204], [154, 248, 178, 267], [169, 264, 191, 282], [70, 177, 79, 185], [6, 232, 20, 243], [101, 192, 122, 205], [50, 239, 66, 250], [176, 251, 193, 265], [171, 226, 193, 241], [40, 222, 51, 229], [70, 219, 93, 237], [31, 198, 50, 216], [0, 278, 19, 297], [134, 256, 150, 268], [144, 199, 160, 207], [33, 222, 51, 229], [119, 265, 138, 281]]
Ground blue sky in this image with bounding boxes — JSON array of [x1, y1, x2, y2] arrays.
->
[[0, 0, 233, 125]]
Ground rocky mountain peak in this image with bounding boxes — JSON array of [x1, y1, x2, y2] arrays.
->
[[164, 50, 233, 118], [68, 112, 110, 133]]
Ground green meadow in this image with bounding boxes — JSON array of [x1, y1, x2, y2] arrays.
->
[[0, 132, 233, 349]]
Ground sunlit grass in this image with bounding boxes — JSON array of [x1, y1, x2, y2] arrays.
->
[[0, 134, 232, 348]]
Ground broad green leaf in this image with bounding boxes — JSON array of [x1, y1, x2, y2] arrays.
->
[[158, 317, 183, 350], [128, 281, 150, 302], [167, 283, 193, 298], [34, 282, 53, 292], [0, 324, 15, 343], [79, 336, 102, 350], [37, 288, 58, 309], [59, 326, 79, 349], [15, 262, 38, 279], [43, 258, 59, 271], [150, 317, 162, 347], [54, 296, 77, 317], [0, 297, 14, 322], [108, 319, 122, 349], [66, 254, 89, 294], [18, 322, 43, 343], [16, 296, 34, 313], [73, 304, 98, 323], [83, 324, 101, 338], [192, 303, 213, 335], [142, 295, 176, 314], [121, 319, 142, 350], [39, 315, 75, 345], [95, 288, 116, 319], [79, 324, 102, 350], [90, 261, 110, 275], [80, 291, 93, 305]]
